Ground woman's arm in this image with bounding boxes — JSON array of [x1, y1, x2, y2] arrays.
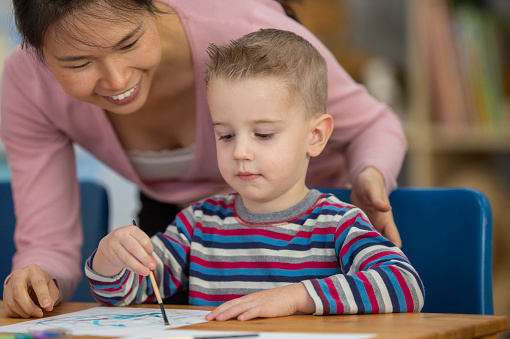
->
[[309, 29, 407, 246], [0, 49, 83, 317]]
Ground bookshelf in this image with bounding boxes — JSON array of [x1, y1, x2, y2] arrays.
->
[[406, 1, 510, 330], [405, 0, 510, 187]]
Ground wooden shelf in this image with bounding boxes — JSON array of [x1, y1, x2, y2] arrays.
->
[[405, 122, 510, 153]]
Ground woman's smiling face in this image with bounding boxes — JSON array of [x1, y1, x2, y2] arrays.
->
[[42, 4, 162, 115]]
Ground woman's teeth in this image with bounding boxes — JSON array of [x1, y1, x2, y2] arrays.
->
[[109, 85, 137, 100]]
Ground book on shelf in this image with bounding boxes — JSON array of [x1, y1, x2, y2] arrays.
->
[[410, 0, 508, 134]]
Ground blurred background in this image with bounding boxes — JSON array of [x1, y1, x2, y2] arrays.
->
[[1, 0, 509, 337]]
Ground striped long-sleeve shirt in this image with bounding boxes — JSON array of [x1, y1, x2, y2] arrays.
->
[[86, 189, 424, 315]]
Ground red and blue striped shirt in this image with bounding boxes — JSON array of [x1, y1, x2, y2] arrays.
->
[[86, 189, 424, 315]]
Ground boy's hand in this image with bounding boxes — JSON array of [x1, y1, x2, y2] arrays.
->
[[205, 283, 315, 321], [351, 166, 402, 248], [92, 225, 156, 277], [3, 264, 60, 318]]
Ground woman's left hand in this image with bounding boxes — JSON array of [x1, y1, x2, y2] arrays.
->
[[351, 167, 402, 248]]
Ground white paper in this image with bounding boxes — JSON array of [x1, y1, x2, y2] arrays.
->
[[0, 307, 208, 337], [0, 307, 376, 339]]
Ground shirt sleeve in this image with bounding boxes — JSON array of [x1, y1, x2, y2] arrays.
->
[[302, 209, 425, 315], [85, 208, 195, 305], [0, 51, 83, 302], [312, 33, 407, 193]]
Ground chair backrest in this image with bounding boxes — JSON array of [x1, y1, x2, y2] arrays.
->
[[0, 181, 109, 302], [317, 187, 494, 315]]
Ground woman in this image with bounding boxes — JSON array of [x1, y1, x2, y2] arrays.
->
[[0, 0, 406, 318]]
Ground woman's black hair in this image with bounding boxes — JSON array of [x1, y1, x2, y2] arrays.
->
[[275, 0, 302, 22], [13, 0, 163, 62]]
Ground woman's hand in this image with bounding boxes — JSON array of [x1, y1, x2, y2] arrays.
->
[[351, 166, 402, 248], [205, 283, 315, 321], [92, 225, 156, 277], [3, 264, 60, 318]]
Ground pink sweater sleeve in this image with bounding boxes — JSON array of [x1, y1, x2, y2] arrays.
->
[[0, 50, 83, 302], [295, 24, 407, 193], [324, 60, 408, 193]]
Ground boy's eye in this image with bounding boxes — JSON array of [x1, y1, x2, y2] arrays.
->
[[255, 133, 274, 140], [218, 134, 235, 141], [120, 38, 139, 51]]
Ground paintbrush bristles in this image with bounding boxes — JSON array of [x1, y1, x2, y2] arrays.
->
[[149, 271, 169, 325]]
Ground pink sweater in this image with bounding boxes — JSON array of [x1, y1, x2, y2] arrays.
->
[[0, 0, 407, 301]]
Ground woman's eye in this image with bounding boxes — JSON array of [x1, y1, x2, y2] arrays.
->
[[121, 38, 139, 51], [218, 134, 234, 141], [69, 62, 90, 69], [255, 133, 274, 140]]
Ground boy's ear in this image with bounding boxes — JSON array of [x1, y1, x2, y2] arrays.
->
[[308, 114, 334, 157]]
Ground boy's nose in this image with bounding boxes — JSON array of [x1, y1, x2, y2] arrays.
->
[[233, 139, 253, 161]]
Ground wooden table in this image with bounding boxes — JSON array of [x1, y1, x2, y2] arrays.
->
[[0, 302, 507, 339]]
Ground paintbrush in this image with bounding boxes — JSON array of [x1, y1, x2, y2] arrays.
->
[[133, 220, 169, 326]]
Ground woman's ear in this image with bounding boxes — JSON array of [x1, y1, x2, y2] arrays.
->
[[308, 114, 334, 157]]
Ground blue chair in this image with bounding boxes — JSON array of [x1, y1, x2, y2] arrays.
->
[[317, 187, 493, 315], [0, 181, 109, 302]]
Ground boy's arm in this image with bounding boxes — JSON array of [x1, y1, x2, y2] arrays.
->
[[85, 210, 195, 305], [302, 208, 425, 315], [206, 280, 315, 321]]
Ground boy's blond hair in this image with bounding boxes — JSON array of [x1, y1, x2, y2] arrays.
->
[[205, 28, 328, 117]]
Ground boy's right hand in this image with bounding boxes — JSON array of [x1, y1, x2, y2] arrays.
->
[[92, 225, 157, 277]]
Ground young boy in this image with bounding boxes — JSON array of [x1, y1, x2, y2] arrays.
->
[[86, 29, 424, 321]]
